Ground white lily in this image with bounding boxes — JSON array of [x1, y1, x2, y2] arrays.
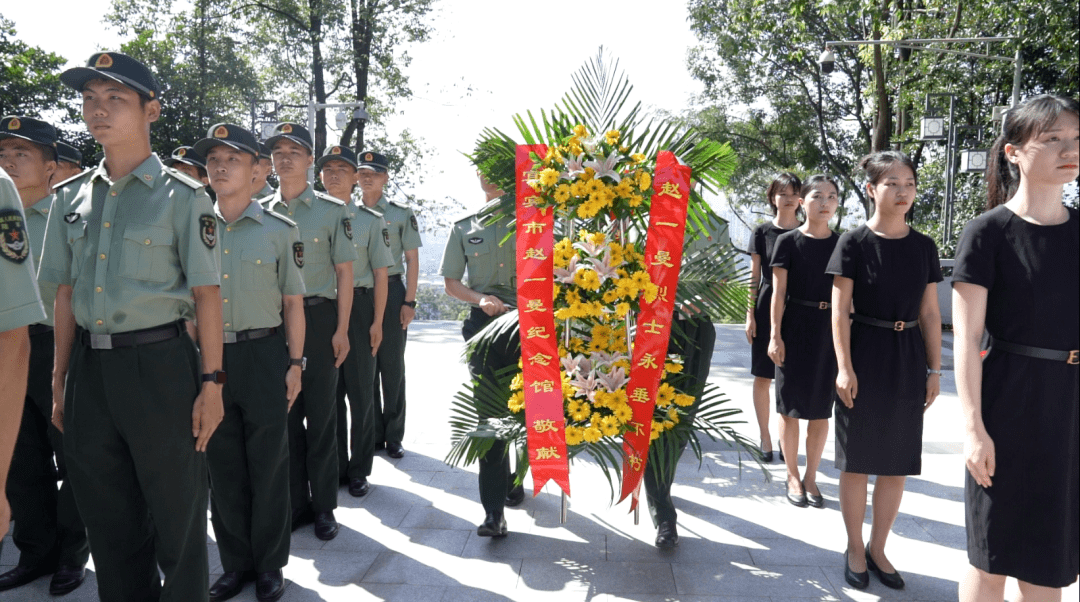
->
[[553, 254, 580, 284], [583, 152, 623, 182], [561, 154, 586, 180]]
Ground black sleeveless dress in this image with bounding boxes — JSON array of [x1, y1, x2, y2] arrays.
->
[[750, 222, 794, 378], [954, 206, 1079, 588], [771, 229, 839, 419], [825, 225, 942, 475]]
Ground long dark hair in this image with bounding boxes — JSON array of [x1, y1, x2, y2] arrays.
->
[[986, 95, 1079, 209], [858, 150, 917, 220], [765, 172, 802, 216]]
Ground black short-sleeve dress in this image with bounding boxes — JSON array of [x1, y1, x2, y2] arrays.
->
[[954, 206, 1079, 588], [825, 225, 942, 475], [750, 222, 794, 378], [771, 229, 839, 419]]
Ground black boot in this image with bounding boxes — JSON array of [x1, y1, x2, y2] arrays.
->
[[476, 512, 508, 537]]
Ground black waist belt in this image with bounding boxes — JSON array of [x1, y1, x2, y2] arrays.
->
[[993, 338, 1079, 365], [79, 321, 183, 350], [387, 274, 402, 283], [224, 327, 277, 344], [788, 297, 830, 310], [354, 286, 372, 294], [29, 324, 54, 336], [851, 313, 918, 332], [303, 296, 329, 307]]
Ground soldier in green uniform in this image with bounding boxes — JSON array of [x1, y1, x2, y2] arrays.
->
[[39, 52, 225, 602], [163, 145, 210, 186], [440, 172, 524, 537], [0, 165, 47, 564], [356, 151, 420, 459], [643, 210, 728, 548], [194, 123, 305, 602], [317, 145, 393, 497], [52, 141, 85, 185], [0, 116, 89, 595], [251, 142, 275, 201], [262, 122, 355, 541]]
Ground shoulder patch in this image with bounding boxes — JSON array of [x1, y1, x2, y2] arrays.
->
[[0, 209, 30, 264], [163, 166, 204, 189], [292, 242, 304, 268], [382, 228, 390, 247], [409, 214, 419, 231], [265, 210, 298, 228], [52, 168, 93, 191], [199, 214, 217, 248], [342, 217, 353, 240], [315, 191, 346, 206]]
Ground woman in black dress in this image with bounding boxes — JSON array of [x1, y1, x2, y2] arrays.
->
[[827, 151, 942, 590], [768, 175, 840, 508], [955, 96, 1079, 600], [746, 173, 801, 461]]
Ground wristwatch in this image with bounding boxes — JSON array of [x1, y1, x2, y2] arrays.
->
[[927, 368, 943, 377], [289, 357, 307, 371], [202, 370, 227, 384], [403, 300, 417, 308]]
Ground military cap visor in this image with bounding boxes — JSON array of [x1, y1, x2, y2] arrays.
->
[[193, 123, 259, 158], [316, 145, 358, 170], [60, 52, 162, 101], [265, 123, 313, 153], [356, 150, 389, 173], [0, 116, 59, 151], [163, 146, 207, 170], [55, 141, 83, 165], [258, 142, 272, 161]]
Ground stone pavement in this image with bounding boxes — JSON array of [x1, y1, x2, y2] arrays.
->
[[3, 321, 1078, 601]]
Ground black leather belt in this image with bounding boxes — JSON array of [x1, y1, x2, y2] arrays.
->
[[223, 327, 277, 344], [992, 338, 1079, 365], [29, 324, 54, 336], [851, 313, 919, 332], [79, 321, 184, 350], [387, 274, 402, 283], [788, 297, 830, 310], [303, 296, 329, 307], [354, 286, 372, 294]]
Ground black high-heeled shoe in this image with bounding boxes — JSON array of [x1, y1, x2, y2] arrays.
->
[[760, 441, 773, 463], [866, 549, 905, 589], [843, 551, 869, 589]]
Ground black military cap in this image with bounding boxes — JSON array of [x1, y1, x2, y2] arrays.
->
[[0, 116, 59, 157], [258, 142, 272, 161], [60, 52, 162, 101], [55, 141, 83, 166], [316, 145, 358, 170], [163, 146, 207, 170], [193, 123, 259, 158], [357, 150, 389, 173], [265, 122, 313, 153]]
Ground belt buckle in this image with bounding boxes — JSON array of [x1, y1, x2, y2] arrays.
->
[[1069, 350, 1079, 365], [818, 301, 829, 310], [90, 333, 113, 350], [893, 321, 905, 332], [223, 332, 238, 344]]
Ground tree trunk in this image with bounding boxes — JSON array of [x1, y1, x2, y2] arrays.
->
[[871, 3, 891, 152], [341, 0, 378, 151], [309, 0, 328, 155]]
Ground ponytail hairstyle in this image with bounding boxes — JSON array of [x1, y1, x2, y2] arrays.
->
[[764, 172, 802, 216], [986, 95, 1079, 210]]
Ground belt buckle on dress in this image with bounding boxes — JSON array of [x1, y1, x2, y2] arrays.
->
[[90, 333, 113, 350], [223, 331, 238, 344], [1069, 350, 1079, 365], [818, 301, 829, 310], [893, 321, 905, 332]]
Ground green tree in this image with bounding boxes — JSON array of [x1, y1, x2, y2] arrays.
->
[[0, 15, 72, 120]]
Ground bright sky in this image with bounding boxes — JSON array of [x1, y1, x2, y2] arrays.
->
[[3, 0, 705, 216]]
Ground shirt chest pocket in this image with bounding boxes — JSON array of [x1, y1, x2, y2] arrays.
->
[[121, 224, 175, 282], [67, 222, 89, 280], [465, 236, 495, 278], [304, 232, 330, 265], [241, 248, 278, 291]]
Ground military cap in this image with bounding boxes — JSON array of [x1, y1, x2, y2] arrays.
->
[[357, 150, 389, 173], [258, 142, 272, 161], [193, 123, 259, 158], [60, 52, 162, 101], [316, 144, 358, 170], [265, 122, 313, 153], [163, 146, 207, 170], [0, 116, 59, 157], [55, 140, 83, 166]]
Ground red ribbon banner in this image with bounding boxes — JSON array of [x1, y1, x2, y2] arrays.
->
[[515, 144, 571, 497], [619, 150, 693, 507]]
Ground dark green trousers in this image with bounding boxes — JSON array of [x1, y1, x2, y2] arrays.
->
[[64, 326, 208, 602], [336, 288, 377, 480], [208, 334, 290, 573], [6, 329, 88, 570], [371, 278, 407, 443], [463, 308, 521, 515], [288, 301, 339, 513], [644, 315, 715, 526]]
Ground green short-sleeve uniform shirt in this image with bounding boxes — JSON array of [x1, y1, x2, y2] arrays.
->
[[0, 167, 46, 331], [217, 200, 306, 332], [253, 182, 275, 202], [439, 205, 516, 301], [263, 185, 357, 299], [37, 155, 221, 335], [348, 203, 394, 288], [369, 196, 422, 276], [25, 193, 57, 326]]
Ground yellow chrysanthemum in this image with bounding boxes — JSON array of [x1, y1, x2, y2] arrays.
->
[[613, 403, 633, 423], [564, 288, 582, 305], [642, 283, 659, 303], [510, 373, 524, 391], [572, 124, 588, 137], [568, 337, 586, 353], [630, 271, 651, 289], [571, 406, 590, 422], [600, 417, 620, 437], [667, 407, 679, 422], [569, 181, 587, 198], [637, 171, 652, 190], [554, 184, 571, 203], [656, 383, 676, 407], [630, 153, 646, 164], [587, 231, 606, 246], [539, 168, 559, 188], [602, 289, 619, 304], [663, 419, 676, 429], [508, 391, 525, 413], [554, 307, 573, 321], [583, 426, 603, 443], [565, 426, 585, 446], [573, 268, 602, 291], [604, 129, 620, 145], [674, 393, 696, 407], [614, 180, 634, 198], [664, 362, 683, 374], [628, 194, 643, 208], [615, 302, 631, 317]]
